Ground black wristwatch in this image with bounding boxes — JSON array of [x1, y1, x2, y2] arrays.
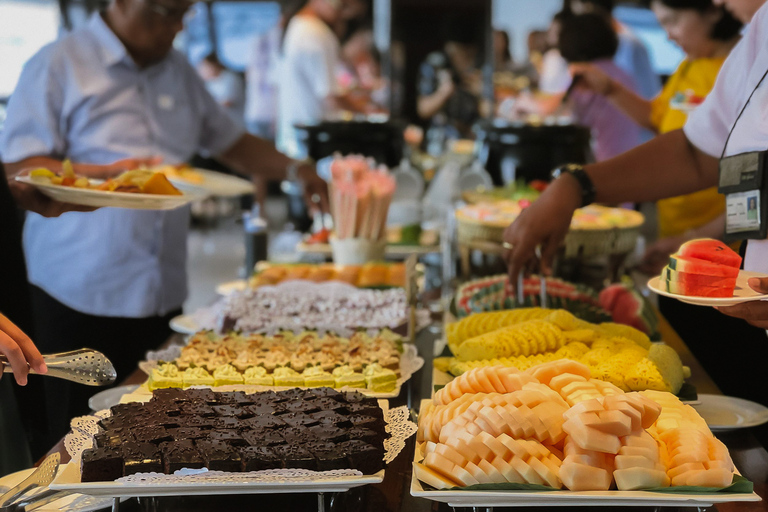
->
[[551, 164, 596, 208]]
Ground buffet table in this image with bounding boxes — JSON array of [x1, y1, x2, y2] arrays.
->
[[43, 313, 768, 512]]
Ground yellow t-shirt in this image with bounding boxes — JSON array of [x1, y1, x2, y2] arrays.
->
[[650, 57, 726, 238]]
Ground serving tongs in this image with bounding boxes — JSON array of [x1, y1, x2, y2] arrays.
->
[[0, 454, 60, 512], [1, 348, 117, 386]]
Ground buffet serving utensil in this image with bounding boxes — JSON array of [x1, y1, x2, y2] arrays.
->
[[0, 454, 60, 512], [1, 348, 117, 386]]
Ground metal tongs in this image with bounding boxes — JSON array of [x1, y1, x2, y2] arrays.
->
[[1, 348, 116, 386], [0, 454, 61, 512]]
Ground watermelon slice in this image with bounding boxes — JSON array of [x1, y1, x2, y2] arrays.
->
[[660, 266, 737, 289], [665, 280, 733, 297], [677, 239, 741, 268], [668, 254, 740, 278]]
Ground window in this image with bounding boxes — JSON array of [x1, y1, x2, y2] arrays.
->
[[0, 0, 60, 99]]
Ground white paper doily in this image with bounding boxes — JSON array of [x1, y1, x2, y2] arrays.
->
[[139, 344, 424, 399], [64, 401, 416, 483]]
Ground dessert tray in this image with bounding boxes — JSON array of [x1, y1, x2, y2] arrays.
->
[[52, 400, 416, 498], [140, 342, 424, 399]]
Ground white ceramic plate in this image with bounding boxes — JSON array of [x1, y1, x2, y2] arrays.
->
[[88, 384, 140, 412], [647, 270, 768, 306], [50, 462, 383, 498], [15, 175, 200, 210], [215, 279, 249, 296], [692, 394, 768, 431], [164, 168, 254, 197], [0, 467, 121, 511], [169, 314, 200, 335], [409, 414, 760, 507]]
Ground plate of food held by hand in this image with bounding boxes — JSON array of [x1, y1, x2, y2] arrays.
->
[[16, 164, 200, 210], [647, 238, 768, 306]]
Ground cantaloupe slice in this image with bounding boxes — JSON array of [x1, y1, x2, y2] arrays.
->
[[614, 467, 669, 490], [559, 461, 613, 491], [414, 462, 461, 489], [490, 456, 525, 483], [615, 455, 657, 470], [563, 417, 621, 454], [528, 359, 591, 386], [510, 456, 546, 485], [434, 443, 468, 467], [465, 461, 495, 484], [528, 456, 562, 488]]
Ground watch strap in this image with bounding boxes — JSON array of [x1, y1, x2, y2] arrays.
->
[[551, 164, 595, 207]]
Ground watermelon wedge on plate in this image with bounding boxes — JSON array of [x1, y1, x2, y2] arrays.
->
[[661, 238, 742, 298], [677, 239, 741, 268]]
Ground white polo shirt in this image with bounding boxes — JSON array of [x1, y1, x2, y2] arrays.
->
[[684, 1, 768, 274], [276, 15, 341, 158]]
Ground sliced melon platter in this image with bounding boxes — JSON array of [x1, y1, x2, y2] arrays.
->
[[415, 361, 753, 494]]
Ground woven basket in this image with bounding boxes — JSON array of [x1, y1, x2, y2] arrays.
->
[[456, 207, 644, 257]]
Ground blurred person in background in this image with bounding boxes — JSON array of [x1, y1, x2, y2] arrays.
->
[[538, 11, 573, 94], [277, 0, 368, 158], [493, 29, 514, 72], [557, 13, 643, 161], [417, 17, 483, 140], [571, 0, 662, 100], [569, 0, 742, 276], [339, 26, 388, 111], [197, 51, 245, 121]]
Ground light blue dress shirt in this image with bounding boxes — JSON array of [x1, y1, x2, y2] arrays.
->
[[0, 14, 244, 318]]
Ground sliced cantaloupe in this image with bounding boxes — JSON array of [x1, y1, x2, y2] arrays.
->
[[528, 455, 562, 488], [614, 455, 657, 470], [510, 456, 545, 486], [614, 467, 669, 490], [527, 359, 591, 386], [593, 409, 633, 436], [559, 461, 613, 491], [562, 417, 621, 454], [490, 456, 525, 483], [478, 458, 504, 482], [465, 461, 495, 484], [434, 443, 467, 467], [668, 461, 706, 480], [452, 465, 481, 486], [414, 462, 461, 489]]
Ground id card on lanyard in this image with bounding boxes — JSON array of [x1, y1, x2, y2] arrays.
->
[[718, 151, 768, 242]]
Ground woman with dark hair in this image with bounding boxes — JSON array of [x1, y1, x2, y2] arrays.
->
[[555, 13, 643, 161], [569, 0, 742, 275]]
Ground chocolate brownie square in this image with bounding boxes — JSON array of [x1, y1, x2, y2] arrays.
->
[[275, 388, 311, 401], [81, 446, 123, 482], [183, 388, 217, 404], [196, 440, 242, 472], [308, 425, 348, 443], [208, 429, 247, 446], [239, 446, 282, 471], [280, 412, 319, 428], [133, 426, 174, 445], [280, 426, 315, 444], [230, 391, 256, 406], [272, 445, 317, 470], [167, 427, 208, 441], [347, 414, 385, 435], [151, 388, 190, 404], [313, 397, 347, 412], [345, 401, 380, 417], [248, 402, 283, 416], [346, 427, 380, 446], [241, 429, 285, 447], [162, 440, 204, 473], [282, 400, 320, 414], [338, 440, 383, 475], [340, 391, 368, 403], [241, 415, 285, 430], [122, 442, 163, 475], [313, 447, 348, 471], [93, 428, 135, 448], [182, 416, 216, 429], [309, 387, 342, 399], [179, 402, 215, 417], [309, 411, 352, 428], [212, 416, 241, 429]]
